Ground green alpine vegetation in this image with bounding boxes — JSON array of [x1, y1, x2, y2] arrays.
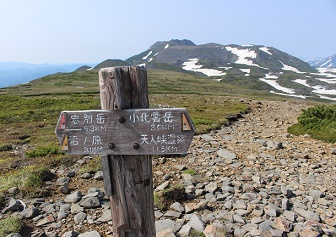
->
[[288, 104, 336, 142]]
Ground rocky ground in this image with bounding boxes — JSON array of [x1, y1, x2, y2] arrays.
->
[[2, 99, 336, 237]]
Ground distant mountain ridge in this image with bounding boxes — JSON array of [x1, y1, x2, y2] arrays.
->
[[0, 62, 95, 88], [126, 39, 315, 74], [311, 54, 336, 68], [123, 39, 336, 101]]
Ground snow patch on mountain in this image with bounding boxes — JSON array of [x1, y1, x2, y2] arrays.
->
[[239, 69, 250, 76], [259, 47, 272, 55], [279, 61, 304, 73], [259, 78, 295, 94], [182, 58, 226, 77], [264, 73, 279, 79], [225, 46, 259, 67], [316, 78, 336, 84], [270, 91, 307, 99], [142, 51, 152, 60], [294, 79, 336, 96]]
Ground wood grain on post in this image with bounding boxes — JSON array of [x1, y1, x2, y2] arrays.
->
[[98, 66, 155, 237]]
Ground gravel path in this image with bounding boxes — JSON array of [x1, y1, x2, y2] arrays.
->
[[2, 99, 336, 237]]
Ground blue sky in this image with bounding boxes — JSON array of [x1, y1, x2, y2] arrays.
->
[[0, 0, 335, 64]]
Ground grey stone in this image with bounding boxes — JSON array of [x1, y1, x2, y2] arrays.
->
[[155, 219, 182, 233], [195, 201, 208, 211], [56, 177, 70, 186], [2, 198, 23, 213], [64, 191, 82, 203], [164, 210, 181, 218], [156, 228, 176, 237], [21, 206, 39, 219], [67, 171, 76, 177], [308, 189, 324, 199], [272, 217, 293, 232], [155, 210, 163, 219], [264, 204, 279, 217], [201, 134, 214, 141], [233, 214, 246, 224], [58, 211, 68, 220], [6, 234, 22, 237], [259, 220, 272, 231], [204, 182, 218, 193], [77, 231, 101, 237], [241, 192, 258, 201], [36, 215, 55, 226], [59, 204, 71, 213], [223, 200, 233, 210], [283, 211, 297, 222], [156, 181, 170, 191], [178, 224, 191, 237], [74, 211, 87, 224], [42, 203, 55, 213], [282, 198, 290, 211], [170, 202, 185, 213], [294, 208, 320, 221], [78, 197, 101, 208], [80, 172, 93, 179], [233, 200, 247, 209], [221, 185, 235, 194], [71, 204, 84, 214], [216, 193, 227, 201], [93, 171, 104, 180], [97, 209, 112, 223], [188, 214, 205, 232], [60, 183, 70, 194], [163, 173, 172, 180], [217, 149, 236, 159], [205, 193, 217, 202], [174, 165, 186, 171], [235, 209, 251, 217]]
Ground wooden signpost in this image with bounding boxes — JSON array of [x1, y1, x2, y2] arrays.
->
[[55, 66, 195, 237]]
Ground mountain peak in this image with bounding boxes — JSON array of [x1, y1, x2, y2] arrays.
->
[[150, 39, 196, 50]]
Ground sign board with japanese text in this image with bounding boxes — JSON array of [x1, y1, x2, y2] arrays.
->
[[55, 108, 195, 155]]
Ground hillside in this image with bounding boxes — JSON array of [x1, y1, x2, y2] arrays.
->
[[124, 39, 336, 101]]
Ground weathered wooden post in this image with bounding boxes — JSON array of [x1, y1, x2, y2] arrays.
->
[[55, 66, 196, 237], [98, 66, 155, 237]]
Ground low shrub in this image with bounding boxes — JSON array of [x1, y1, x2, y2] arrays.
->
[[25, 145, 60, 158], [288, 104, 336, 142]]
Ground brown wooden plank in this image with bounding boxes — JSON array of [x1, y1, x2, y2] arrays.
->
[[55, 108, 195, 155], [99, 66, 155, 237]]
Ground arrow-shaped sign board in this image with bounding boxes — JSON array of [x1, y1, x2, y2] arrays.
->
[[55, 108, 196, 155]]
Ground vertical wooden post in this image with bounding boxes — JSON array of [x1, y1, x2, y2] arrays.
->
[[98, 66, 155, 237]]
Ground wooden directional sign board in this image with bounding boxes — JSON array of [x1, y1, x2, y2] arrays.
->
[[55, 108, 196, 155]]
